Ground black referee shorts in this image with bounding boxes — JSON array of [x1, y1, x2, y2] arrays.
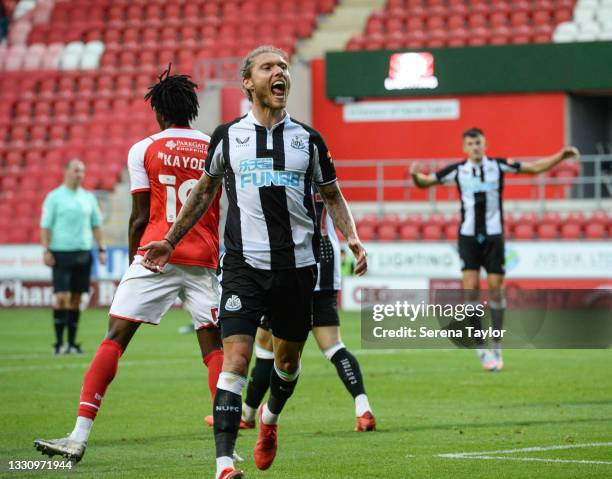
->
[[259, 289, 340, 333], [51, 250, 93, 294], [458, 234, 505, 275], [218, 258, 317, 342]]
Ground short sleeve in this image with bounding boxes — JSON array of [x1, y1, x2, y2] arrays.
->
[[40, 193, 55, 228], [496, 157, 522, 173], [435, 163, 459, 184], [90, 194, 102, 227], [311, 132, 337, 186], [128, 138, 152, 193], [204, 127, 225, 178]]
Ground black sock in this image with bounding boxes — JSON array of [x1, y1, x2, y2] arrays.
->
[[66, 309, 80, 346], [267, 367, 299, 415], [213, 389, 242, 458], [244, 357, 274, 409], [491, 307, 504, 345], [330, 348, 366, 398], [53, 309, 67, 346]]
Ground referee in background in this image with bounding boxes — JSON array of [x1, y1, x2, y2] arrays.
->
[[41, 159, 107, 355]]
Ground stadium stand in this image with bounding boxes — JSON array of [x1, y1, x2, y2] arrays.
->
[[347, 0, 581, 50], [353, 210, 612, 241], [0, 0, 339, 244], [0, 0, 610, 244]]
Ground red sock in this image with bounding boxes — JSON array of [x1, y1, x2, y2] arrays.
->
[[78, 339, 123, 420], [203, 349, 223, 401]]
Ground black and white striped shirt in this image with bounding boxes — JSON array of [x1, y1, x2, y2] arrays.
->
[[205, 111, 337, 270], [314, 192, 341, 291], [435, 156, 521, 237]]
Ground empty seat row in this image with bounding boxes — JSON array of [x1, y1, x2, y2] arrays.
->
[[0, 41, 104, 72]]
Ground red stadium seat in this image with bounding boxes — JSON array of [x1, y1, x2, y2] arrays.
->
[[357, 223, 376, 241], [536, 223, 558, 240], [422, 224, 442, 240], [447, 14, 466, 29], [380, 214, 402, 228], [448, 28, 468, 47], [513, 224, 534, 240], [377, 224, 398, 241], [584, 223, 606, 240], [443, 223, 459, 241], [560, 223, 582, 240], [589, 210, 609, 226], [566, 212, 586, 228], [468, 27, 490, 46], [399, 224, 419, 241], [533, 24, 553, 43], [512, 25, 532, 44]]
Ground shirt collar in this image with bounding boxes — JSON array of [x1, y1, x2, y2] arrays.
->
[[246, 110, 290, 129]]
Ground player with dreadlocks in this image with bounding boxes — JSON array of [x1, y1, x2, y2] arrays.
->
[[34, 66, 232, 463]]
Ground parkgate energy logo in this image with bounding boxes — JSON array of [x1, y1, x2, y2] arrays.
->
[[384, 52, 439, 91]]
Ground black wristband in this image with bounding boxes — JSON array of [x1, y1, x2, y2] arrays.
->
[[163, 237, 176, 250]]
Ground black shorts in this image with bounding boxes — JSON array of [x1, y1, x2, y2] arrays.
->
[[260, 289, 340, 331], [458, 234, 505, 275], [219, 258, 317, 342], [51, 250, 93, 294]]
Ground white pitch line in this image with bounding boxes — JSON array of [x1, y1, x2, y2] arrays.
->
[[443, 455, 612, 465], [441, 442, 612, 456], [438, 442, 612, 466]]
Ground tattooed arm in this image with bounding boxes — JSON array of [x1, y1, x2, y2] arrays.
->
[[140, 174, 222, 272], [318, 181, 367, 276]]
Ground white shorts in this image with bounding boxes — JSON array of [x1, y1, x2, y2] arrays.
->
[[109, 256, 220, 329]]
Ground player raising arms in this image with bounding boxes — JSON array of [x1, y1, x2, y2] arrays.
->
[[141, 46, 367, 479], [411, 128, 579, 371], [34, 69, 226, 462]]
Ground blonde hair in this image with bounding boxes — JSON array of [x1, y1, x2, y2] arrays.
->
[[240, 45, 288, 102]]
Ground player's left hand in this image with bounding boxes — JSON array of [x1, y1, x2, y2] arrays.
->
[[560, 146, 580, 161], [348, 237, 367, 276], [140, 240, 173, 273]]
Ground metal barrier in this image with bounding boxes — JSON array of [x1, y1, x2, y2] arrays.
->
[[333, 155, 612, 211]]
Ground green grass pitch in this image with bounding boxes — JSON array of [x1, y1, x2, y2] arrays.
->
[[0, 308, 610, 478]]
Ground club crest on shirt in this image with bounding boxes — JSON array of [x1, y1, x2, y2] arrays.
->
[[225, 295, 242, 311], [291, 136, 306, 150], [235, 136, 250, 147]]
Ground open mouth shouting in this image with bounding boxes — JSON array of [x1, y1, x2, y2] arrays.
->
[[271, 80, 287, 100]]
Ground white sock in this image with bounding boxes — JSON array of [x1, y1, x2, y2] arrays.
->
[[355, 394, 371, 417], [216, 456, 234, 478], [261, 403, 279, 425], [69, 416, 93, 443], [242, 403, 256, 423], [476, 347, 488, 358]]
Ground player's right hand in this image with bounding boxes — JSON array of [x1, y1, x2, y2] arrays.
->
[[410, 162, 422, 176], [43, 250, 55, 267], [140, 240, 173, 273], [348, 238, 367, 276]]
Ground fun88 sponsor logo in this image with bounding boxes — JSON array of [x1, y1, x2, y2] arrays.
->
[[239, 157, 304, 188]]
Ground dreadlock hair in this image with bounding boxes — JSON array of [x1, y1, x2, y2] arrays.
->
[[144, 64, 199, 126]]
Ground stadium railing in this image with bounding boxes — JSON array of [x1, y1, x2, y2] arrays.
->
[[333, 155, 611, 211]]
